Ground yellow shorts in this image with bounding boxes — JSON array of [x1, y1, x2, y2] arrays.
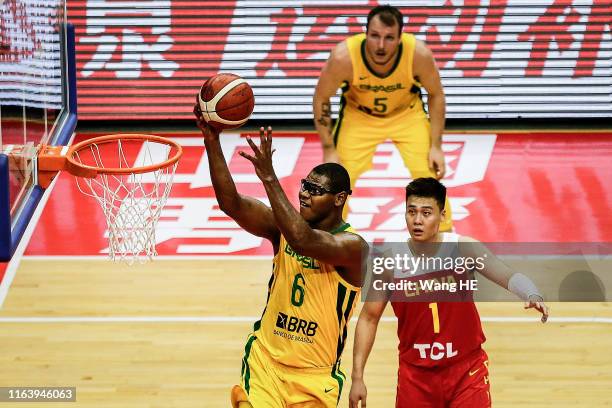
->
[[334, 106, 433, 182], [237, 334, 345, 407], [334, 107, 452, 231]]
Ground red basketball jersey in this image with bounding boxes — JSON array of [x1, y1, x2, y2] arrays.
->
[[390, 233, 486, 368]]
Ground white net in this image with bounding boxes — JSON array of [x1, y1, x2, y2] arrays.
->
[[72, 137, 179, 263]]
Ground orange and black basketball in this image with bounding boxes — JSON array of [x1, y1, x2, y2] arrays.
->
[[197, 73, 255, 130]]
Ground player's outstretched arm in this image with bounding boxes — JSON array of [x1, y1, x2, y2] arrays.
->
[[313, 42, 352, 163], [240, 126, 366, 286], [349, 299, 388, 408], [459, 236, 549, 322], [414, 40, 447, 179], [194, 106, 280, 249]]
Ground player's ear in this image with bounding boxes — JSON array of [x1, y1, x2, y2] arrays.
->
[[335, 191, 348, 207]]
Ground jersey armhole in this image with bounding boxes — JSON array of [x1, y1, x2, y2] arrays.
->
[[404, 33, 417, 85], [332, 228, 363, 291], [334, 269, 362, 291], [344, 36, 358, 86]]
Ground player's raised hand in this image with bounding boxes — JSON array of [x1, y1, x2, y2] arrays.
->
[[349, 378, 367, 408], [525, 295, 549, 323], [428, 145, 446, 179], [239, 126, 277, 182], [323, 147, 340, 164], [193, 104, 220, 141]]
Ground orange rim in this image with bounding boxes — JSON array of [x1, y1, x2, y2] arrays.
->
[[65, 134, 183, 177]]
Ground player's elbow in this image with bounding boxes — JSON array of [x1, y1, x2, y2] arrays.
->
[[284, 233, 311, 254], [313, 84, 330, 106], [314, 70, 341, 105], [427, 87, 445, 101], [217, 198, 240, 218]]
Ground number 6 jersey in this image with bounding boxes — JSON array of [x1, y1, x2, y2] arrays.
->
[[253, 225, 361, 369]]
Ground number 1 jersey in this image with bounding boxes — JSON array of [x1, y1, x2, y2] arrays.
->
[[390, 233, 486, 368]]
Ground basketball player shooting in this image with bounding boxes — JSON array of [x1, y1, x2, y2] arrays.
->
[[349, 178, 549, 408], [194, 106, 368, 407]]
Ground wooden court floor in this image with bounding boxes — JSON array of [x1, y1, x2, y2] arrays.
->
[[0, 259, 611, 407]]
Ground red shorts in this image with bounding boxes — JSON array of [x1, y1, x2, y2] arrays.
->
[[396, 348, 491, 408]]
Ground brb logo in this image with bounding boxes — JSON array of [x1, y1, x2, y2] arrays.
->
[[276, 312, 319, 337]]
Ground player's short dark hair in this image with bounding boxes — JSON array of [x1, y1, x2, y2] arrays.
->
[[405, 177, 446, 210], [366, 5, 404, 35], [311, 163, 351, 194]]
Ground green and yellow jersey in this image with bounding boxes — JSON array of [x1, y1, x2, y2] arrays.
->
[[253, 223, 361, 369], [342, 32, 424, 118]]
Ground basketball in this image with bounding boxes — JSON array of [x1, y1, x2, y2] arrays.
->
[[197, 73, 254, 130]]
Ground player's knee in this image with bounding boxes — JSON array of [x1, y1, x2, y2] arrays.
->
[[230, 385, 251, 408], [408, 168, 436, 179]]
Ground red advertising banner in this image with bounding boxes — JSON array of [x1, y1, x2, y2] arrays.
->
[[24, 131, 612, 257], [69, 0, 611, 119]]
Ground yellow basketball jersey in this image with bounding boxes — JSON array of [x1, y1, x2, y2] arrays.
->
[[342, 32, 424, 118], [253, 223, 361, 369]]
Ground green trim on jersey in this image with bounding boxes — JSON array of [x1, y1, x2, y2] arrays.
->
[[330, 222, 351, 235], [253, 266, 276, 332], [361, 39, 403, 79], [331, 363, 345, 404], [241, 335, 257, 394]]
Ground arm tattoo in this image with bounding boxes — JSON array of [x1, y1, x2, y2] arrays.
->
[[317, 102, 332, 130]]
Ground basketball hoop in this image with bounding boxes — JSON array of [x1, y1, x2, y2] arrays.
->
[[38, 134, 183, 263]]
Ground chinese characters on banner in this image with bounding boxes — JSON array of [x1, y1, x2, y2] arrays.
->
[[239, 0, 608, 79], [79, 0, 178, 78], [29, 133, 497, 255], [26, 131, 612, 256], [71, 0, 610, 118]]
